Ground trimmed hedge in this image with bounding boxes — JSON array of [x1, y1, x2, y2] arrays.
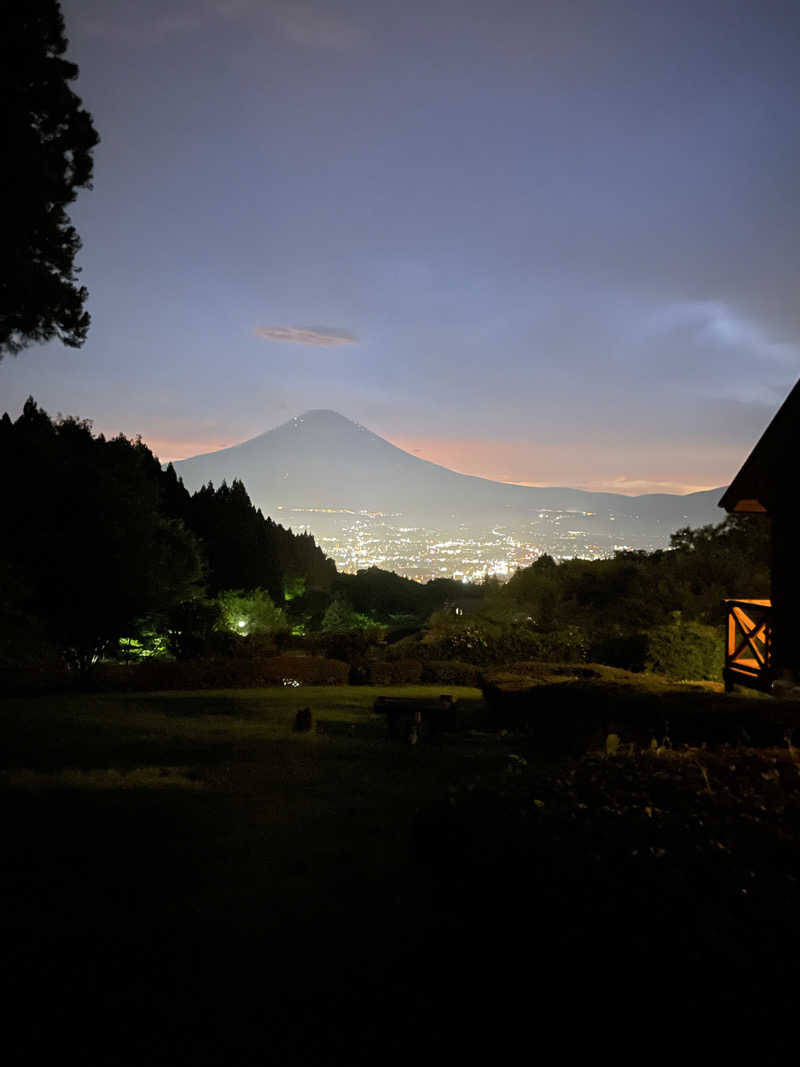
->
[[385, 627, 589, 668], [644, 621, 723, 681], [420, 660, 481, 686], [415, 626, 589, 667], [0, 664, 70, 695], [368, 659, 424, 685], [590, 622, 724, 680], [91, 654, 350, 690]]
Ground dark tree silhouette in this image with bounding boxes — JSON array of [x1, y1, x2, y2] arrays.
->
[[0, 400, 340, 674], [1, 400, 204, 673], [187, 480, 285, 602], [0, 1, 99, 356], [275, 524, 336, 595], [175, 477, 335, 603], [335, 566, 427, 619]]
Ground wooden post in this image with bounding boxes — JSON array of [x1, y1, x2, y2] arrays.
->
[[725, 604, 736, 692], [771, 509, 800, 684]]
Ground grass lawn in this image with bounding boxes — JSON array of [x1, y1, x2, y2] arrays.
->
[[0, 685, 506, 924], [3, 678, 800, 1064], [1, 684, 524, 1064]]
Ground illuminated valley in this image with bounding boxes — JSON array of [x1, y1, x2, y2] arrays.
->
[[275, 505, 677, 581], [172, 410, 724, 580]]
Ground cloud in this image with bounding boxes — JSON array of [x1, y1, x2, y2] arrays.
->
[[255, 325, 359, 346], [84, 7, 207, 43], [273, 5, 365, 50], [646, 300, 800, 370], [83, 1, 365, 49]]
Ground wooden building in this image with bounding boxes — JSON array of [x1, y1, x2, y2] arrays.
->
[[719, 378, 800, 692]]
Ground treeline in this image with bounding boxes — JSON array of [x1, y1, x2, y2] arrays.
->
[[0, 399, 335, 672], [1, 398, 770, 685], [411, 515, 770, 679], [0, 399, 472, 681]]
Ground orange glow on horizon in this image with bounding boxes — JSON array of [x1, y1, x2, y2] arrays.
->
[[139, 436, 237, 464], [129, 425, 736, 495], [385, 433, 738, 496]]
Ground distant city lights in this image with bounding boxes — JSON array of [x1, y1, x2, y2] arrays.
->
[[283, 505, 648, 582]]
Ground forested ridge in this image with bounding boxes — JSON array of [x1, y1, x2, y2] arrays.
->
[[1, 398, 770, 686], [0, 399, 334, 673]]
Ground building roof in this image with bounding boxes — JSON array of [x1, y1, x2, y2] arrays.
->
[[719, 378, 800, 515]]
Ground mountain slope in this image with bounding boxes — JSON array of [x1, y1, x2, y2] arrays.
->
[[172, 410, 725, 528]]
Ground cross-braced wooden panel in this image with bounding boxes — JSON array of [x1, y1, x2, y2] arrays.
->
[[724, 598, 773, 691]]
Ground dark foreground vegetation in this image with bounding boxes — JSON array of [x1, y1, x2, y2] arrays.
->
[[3, 676, 800, 1063], [3, 401, 791, 1063], [1, 399, 770, 697]]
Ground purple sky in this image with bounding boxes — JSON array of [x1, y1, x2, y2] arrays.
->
[[3, 0, 800, 493]]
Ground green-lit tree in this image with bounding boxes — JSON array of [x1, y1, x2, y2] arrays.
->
[[321, 596, 370, 633], [1, 1, 100, 356], [216, 588, 288, 638]]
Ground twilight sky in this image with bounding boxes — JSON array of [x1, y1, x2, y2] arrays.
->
[[3, 0, 800, 493]]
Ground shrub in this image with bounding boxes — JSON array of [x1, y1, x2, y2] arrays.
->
[[644, 620, 723, 681], [217, 588, 289, 638], [589, 633, 650, 673], [590, 621, 723, 681], [91, 654, 350, 690], [0, 662, 71, 694], [426, 623, 496, 664], [227, 633, 280, 659], [508, 626, 588, 664], [419, 624, 589, 666], [165, 598, 224, 660], [321, 597, 371, 633], [368, 659, 424, 685], [420, 660, 481, 686], [383, 635, 428, 662], [480, 669, 539, 690], [259, 655, 350, 686], [321, 627, 386, 664]]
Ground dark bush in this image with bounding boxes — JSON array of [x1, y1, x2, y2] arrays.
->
[[368, 659, 424, 685], [321, 628, 385, 663], [416, 625, 588, 667], [0, 662, 71, 694], [348, 660, 371, 685], [589, 633, 650, 672], [90, 654, 349, 690], [420, 661, 481, 686], [165, 599, 224, 659], [509, 627, 588, 664], [227, 633, 280, 659], [259, 654, 350, 686], [590, 622, 723, 680], [644, 621, 723, 680], [383, 635, 427, 662]]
